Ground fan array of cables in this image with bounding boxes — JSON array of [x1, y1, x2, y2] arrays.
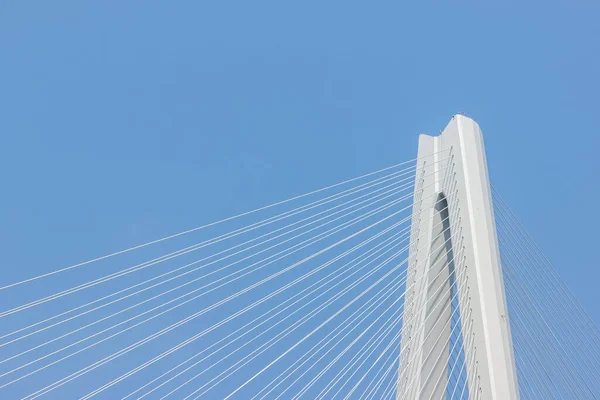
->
[[493, 187, 600, 400], [0, 153, 447, 399]]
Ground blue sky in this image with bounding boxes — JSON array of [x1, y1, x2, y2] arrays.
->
[[1, 1, 599, 397]]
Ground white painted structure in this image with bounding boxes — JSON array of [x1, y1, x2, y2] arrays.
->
[[397, 115, 519, 399]]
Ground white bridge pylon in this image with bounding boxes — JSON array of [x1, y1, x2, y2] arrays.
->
[[397, 115, 520, 399]]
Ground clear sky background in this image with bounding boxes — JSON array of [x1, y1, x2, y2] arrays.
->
[[0, 2, 599, 396]]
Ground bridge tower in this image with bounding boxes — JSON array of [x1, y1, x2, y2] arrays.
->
[[397, 115, 519, 399]]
